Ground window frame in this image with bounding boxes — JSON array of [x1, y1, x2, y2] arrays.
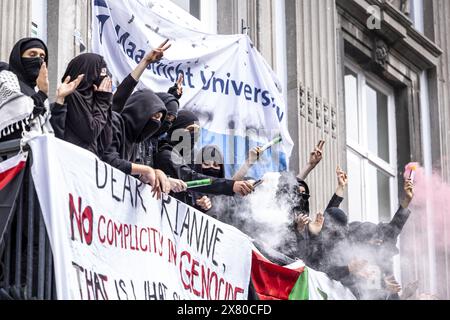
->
[[169, 0, 217, 34], [344, 60, 399, 223]]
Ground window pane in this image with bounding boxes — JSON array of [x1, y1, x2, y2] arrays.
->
[[170, 0, 200, 19], [347, 150, 363, 221], [366, 164, 392, 223], [344, 68, 359, 144], [171, 0, 190, 12], [366, 84, 390, 162], [377, 170, 392, 223], [190, 0, 201, 19]]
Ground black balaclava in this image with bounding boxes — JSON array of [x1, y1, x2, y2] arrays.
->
[[62, 53, 108, 102], [194, 145, 225, 178], [8, 38, 49, 96], [154, 92, 180, 137], [121, 89, 167, 145], [167, 110, 199, 163]]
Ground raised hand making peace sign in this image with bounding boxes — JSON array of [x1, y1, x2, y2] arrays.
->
[[309, 140, 325, 167], [143, 39, 172, 64]]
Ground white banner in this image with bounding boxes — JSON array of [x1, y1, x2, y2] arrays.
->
[[29, 135, 252, 300], [92, 0, 294, 175]]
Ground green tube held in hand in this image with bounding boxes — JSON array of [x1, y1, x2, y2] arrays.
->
[[186, 179, 213, 189], [260, 136, 283, 153]]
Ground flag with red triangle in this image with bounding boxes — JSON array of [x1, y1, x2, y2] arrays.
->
[[0, 152, 27, 253], [251, 247, 356, 300]]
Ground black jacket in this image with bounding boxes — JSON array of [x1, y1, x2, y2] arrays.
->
[[102, 89, 167, 174], [276, 193, 344, 262], [112, 74, 138, 113]]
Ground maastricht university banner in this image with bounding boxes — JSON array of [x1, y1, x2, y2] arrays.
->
[[92, 0, 294, 178], [29, 136, 252, 300]]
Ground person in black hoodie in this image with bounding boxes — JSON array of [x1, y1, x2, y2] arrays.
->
[[102, 89, 186, 199], [192, 145, 226, 213], [50, 53, 113, 156], [154, 110, 255, 205], [134, 92, 181, 168], [344, 178, 415, 300], [0, 38, 51, 142]]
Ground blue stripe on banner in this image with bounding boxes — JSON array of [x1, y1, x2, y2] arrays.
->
[[199, 129, 287, 180]]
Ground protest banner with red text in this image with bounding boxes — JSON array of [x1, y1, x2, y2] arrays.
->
[[29, 135, 252, 300]]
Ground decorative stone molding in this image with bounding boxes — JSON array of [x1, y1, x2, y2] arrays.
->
[[324, 103, 330, 135], [307, 89, 313, 124], [386, 0, 410, 16], [331, 107, 337, 139], [299, 83, 306, 118], [316, 97, 322, 129], [372, 38, 390, 70]]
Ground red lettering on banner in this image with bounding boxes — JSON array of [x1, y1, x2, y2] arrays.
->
[[140, 228, 148, 252], [191, 259, 201, 297], [124, 224, 129, 249], [168, 239, 177, 266], [180, 251, 191, 290], [69, 194, 94, 245], [178, 250, 243, 300], [98, 215, 106, 243], [114, 222, 123, 247]]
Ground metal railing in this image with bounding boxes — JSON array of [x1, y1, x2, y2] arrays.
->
[[0, 139, 56, 300]]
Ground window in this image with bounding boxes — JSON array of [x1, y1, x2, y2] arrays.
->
[[344, 63, 398, 224], [166, 0, 217, 34], [170, 0, 201, 20]]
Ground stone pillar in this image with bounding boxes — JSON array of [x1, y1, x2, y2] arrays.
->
[[47, 0, 92, 100], [285, 0, 340, 214], [0, 0, 32, 61], [421, 0, 450, 299]]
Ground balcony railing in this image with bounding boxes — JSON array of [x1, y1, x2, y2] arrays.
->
[[0, 139, 56, 300]]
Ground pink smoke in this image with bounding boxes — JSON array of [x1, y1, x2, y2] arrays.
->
[[400, 164, 450, 299], [409, 165, 450, 251]]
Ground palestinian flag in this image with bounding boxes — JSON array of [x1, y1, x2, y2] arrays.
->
[[0, 153, 27, 252], [251, 248, 356, 300]]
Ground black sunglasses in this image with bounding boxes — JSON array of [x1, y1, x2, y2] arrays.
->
[[299, 193, 310, 200]]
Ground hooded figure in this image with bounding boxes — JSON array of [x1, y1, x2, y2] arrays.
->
[[0, 38, 51, 141], [349, 201, 412, 278], [155, 92, 179, 137], [154, 111, 236, 205], [50, 53, 113, 156], [309, 208, 350, 272], [102, 89, 166, 175], [194, 145, 225, 179], [9, 38, 49, 97], [133, 92, 180, 168]]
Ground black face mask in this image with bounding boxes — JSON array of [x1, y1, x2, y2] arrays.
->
[[94, 68, 112, 87], [202, 167, 222, 178], [153, 119, 173, 138], [21, 57, 43, 85], [137, 119, 161, 143], [296, 194, 310, 214]]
